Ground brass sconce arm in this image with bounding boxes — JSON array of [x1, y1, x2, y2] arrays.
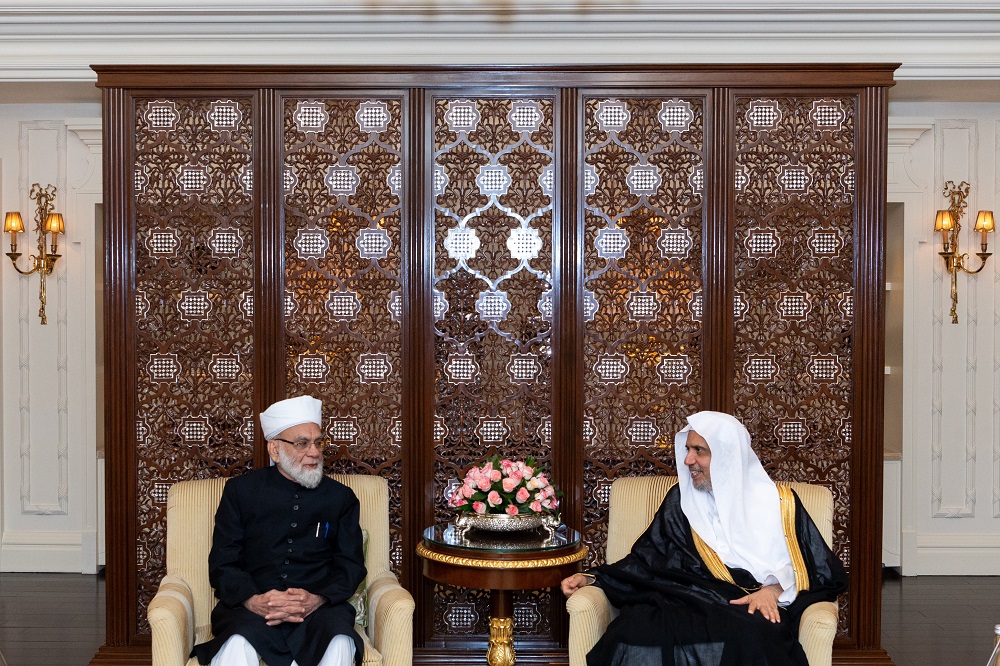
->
[[3, 183, 65, 325]]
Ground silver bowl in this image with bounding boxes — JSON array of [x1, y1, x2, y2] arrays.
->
[[454, 512, 560, 538]]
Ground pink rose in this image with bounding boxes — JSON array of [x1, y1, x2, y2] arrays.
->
[[490, 469, 502, 482], [452, 497, 467, 507], [536, 474, 549, 488], [508, 470, 523, 483], [505, 504, 519, 516], [477, 477, 492, 492], [542, 498, 552, 509], [473, 501, 487, 514], [534, 492, 545, 502], [530, 500, 543, 513], [550, 497, 559, 508], [487, 490, 502, 507], [515, 487, 530, 504], [502, 477, 519, 493], [462, 484, 475, 499], [522, 466, 534, 478]]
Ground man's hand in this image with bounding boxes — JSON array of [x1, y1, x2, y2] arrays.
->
[[560, 573, 594, 598], [729, 583, 783, 623], [243, 589, 327, 626]]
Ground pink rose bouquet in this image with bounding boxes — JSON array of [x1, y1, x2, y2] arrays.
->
[[447, 455, 562, 517]]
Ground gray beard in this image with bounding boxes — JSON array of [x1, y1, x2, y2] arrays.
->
[[278, 447, 324, 489]]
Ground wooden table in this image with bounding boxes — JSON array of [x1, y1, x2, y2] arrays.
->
[[417, 523, 587, 666]]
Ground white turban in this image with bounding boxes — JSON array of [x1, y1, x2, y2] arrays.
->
[[259, 396, 323, 441], [674, 411, 797, 602]]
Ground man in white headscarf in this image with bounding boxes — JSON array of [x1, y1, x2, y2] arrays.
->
[[192, 396, 367, 666], [561, 411, 847, 666]]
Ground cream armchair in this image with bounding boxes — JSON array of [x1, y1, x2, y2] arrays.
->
[[148, 474, 414, 666], [567, 476, 839, 666]]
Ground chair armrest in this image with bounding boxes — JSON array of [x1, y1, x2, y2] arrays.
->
[[148, 575, 196, 666], [366, 571, 414, 666], [798, 600, 838, 666], [566, 586, 615, 666]]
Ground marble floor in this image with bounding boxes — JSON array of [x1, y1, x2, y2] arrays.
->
[[0, 570, 998, 665]]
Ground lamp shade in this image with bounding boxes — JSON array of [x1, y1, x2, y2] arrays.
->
[[934, 210, 955, 231], [45, 213, 65, 235], [4, 212, 24, 234], [974, 210, 995, 233]]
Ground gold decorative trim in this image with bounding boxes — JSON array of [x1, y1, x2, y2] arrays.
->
[[776, 484, 810, 592], [691, 529, 737, 586], [417, 542, 587, 569]]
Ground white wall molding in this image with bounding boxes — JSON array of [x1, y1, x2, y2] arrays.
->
[[887, 120, 933, 192], [930, 118, 979, 519], [0, 2, 1000, 81], [15, 120, 69, 516]]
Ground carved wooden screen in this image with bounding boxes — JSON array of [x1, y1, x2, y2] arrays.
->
[[281, 96, 405, 572], [132, 96, 256, 631], [731, 94, 857, 631], [430, 95, 557, 641], [96, 65, 893, 666], [581, 95, 706, 566]]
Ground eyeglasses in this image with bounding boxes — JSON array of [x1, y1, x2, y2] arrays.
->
[[273, 437, 329, 451]]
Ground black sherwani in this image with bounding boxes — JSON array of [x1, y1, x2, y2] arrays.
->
[[587, 484, 847, 666], [192, 467, 367, 666]]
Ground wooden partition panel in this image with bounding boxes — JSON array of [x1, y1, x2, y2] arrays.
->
[[93, 65, 896, 666]]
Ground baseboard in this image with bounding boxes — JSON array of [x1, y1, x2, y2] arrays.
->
[[905, 533, 1000, 574], [0, 530, 85, 572], [833, 647, 896, 664], [88, 645, 151, 665], [415, 647, 567, 665]]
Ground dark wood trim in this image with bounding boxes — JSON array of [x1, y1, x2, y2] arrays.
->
[[401, 86, 432, 643], [93, 64, 899, 90], [414, 647, 568, 665], [88, 645, 152, 666], [93, 85, 140, 661], [705, 88, 733, 411], [255, 87, 283, 469], [552, 85, 581, 649], [850, 84, 890, 652], [832, 648, 895, 665]]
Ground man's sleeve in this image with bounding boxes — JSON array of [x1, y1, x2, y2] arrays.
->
[[313, 489, 367, 605], [208, 481, 260, 607]]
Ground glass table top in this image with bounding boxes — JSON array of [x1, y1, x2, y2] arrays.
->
[[423, 523, 581, 554]]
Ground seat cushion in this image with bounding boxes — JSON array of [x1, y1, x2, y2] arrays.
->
[[184, 625, 381, 666]]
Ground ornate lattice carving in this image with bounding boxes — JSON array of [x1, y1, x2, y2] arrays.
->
[[133, 97, 256, 633], [433, 97, 555, 638], [582, 97, 706, 567], [283, 97, 404, 573], [732, 96, 855, 634]]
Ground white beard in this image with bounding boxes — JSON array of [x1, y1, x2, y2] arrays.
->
[[278, 447, 324, 489]]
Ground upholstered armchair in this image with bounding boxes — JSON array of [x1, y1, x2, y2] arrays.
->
[[567, 476, 839, 666], [148, 474, 414, 666]]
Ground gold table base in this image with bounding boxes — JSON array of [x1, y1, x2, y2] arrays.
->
[[487, 616, 516, 666]]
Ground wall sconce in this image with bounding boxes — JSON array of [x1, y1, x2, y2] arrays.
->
[[934, 180, 994, 324], [4, 183, 65, 325]]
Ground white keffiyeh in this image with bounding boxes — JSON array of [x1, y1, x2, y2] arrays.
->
[[674, 411, 798, 603]]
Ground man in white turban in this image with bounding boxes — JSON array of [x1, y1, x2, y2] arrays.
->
[[192, 396, 366, 666], [561, 411, 847, 666]]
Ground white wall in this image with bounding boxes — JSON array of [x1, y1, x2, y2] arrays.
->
[[0, 102, 102, 572], [889, 103, 1000, 574]]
